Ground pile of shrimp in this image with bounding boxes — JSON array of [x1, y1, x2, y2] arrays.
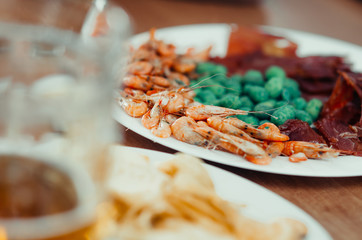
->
[[119, 29, 339, 165]]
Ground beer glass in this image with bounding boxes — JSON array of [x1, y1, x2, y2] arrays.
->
[[0, 0, 131, 239]]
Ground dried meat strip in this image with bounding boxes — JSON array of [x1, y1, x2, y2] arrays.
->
[[315, 71, 362, 155], [314, 118, 362, 156], [279, 119, 326, 144], [321, 71, 362, 125]]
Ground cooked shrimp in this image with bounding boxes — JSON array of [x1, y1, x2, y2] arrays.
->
[[123, 75, 152, 91], [166, 72, 190, 86], [282, 141, 339, 159], [151, 119, 172, 138], [184, 46, 212, 62], [157, 42, 176, 57], [123, 88, 145, 97], [206, 116, 262, 145], [164, 114, 179, 125], [193, 123, 271, 165], [163, 92, 186, 113], [129, 89, 187, 114], [127, 61, 153, 75], [264, 141, 285, 158], [130, 48, 156, 62], [149, 75, 170, 87], [224, 118, 289, 142], [185, 105, 248, 121], [258, 122, 280, 133], [171, 116, 210, 146], [288, 152, 308, 163], [141, 100, 162, 129], [172, 58, 196, 73], [119, 97, 148, 118]]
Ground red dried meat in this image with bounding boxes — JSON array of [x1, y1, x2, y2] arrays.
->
[[314, 118, 362, 156], [279, 119, 326, 144], [320, 71, 362, 124], [314, 71, 362, 155], [226, 26, 298, 57]]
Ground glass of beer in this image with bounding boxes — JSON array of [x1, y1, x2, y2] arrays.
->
[[0, 0, 131, 239]]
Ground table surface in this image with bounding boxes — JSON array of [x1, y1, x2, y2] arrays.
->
[[114, 0, 362, 239]]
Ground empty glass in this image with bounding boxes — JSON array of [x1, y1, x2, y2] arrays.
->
[[0, 0, 131, 239]]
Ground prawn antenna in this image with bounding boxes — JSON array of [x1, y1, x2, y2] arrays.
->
[[247, 110, 279, 120], [189, 73, 227, 89]]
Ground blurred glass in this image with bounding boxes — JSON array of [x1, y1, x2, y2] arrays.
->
[[0, 0, 131, 239]]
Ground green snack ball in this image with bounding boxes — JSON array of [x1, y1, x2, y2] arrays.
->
[[218, 94, 242, 109], [193, 96, 203, 103], [305, 98, 323, 121], [211, 64, 228, 76], [292, 97, 307, 110], [243, 70, 264, 86], [253, 100, 276, 120], [230, 74, 243, 83], [283, 78, 299, 89], [271, 105, 296, 126], [193, 87, 203, 96], [239, 96, 254, 109], [197, 75, 216, 86], [198, 89, 215, 101], [224, 80, 242, 95], [209, 84, 226, 98], [265, 77, 283, 98], [275, 101, 289, 108], [195, 62, 216, 74], [236, 115, 259, 126], [203, 95, 218, 105], [286, 85, 301, 99], [247, 85, 269, 103], [239, 106, 252, 111], [281, 88, 292, 102], [265, 66, 286, 79], [210, 74, 228, 84], [259, 120, 271, 126], [204, 99, 219, 106], [189, 80, 198, 87], [295, 110, 313, 125], [244, 84, 253, 93]]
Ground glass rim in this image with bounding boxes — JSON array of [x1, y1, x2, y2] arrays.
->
[[0, 22, 84, 50]]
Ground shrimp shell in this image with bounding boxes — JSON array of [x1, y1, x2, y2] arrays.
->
[[225, 118, 289, 142], [119, 98, 148, 118], [127, 61, 153, 75], [283, 141, 339, 159], [171, 117, 210, 146], [185, 105, 248, 121], [193, 123, 271, 165], [289, 152, 308, 163], [141, 102, 162, 129], [123, 75, 152, 91], [151, 119, 172, 138], [206, 116, 262, 145]]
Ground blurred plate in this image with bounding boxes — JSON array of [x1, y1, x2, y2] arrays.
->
[[114, 24, 362, 177], [111, 146, 331, 240]]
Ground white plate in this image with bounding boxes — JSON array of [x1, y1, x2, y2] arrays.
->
[[112, 146, 331, 240], [114, 23, 362, 177]]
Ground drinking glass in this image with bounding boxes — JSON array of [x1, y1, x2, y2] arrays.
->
[[0, 0, 131, 239]]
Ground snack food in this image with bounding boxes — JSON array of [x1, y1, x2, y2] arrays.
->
[[106, 147, 308, 239]]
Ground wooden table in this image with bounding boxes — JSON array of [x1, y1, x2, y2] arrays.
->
[[114, 0, 362, 239]]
